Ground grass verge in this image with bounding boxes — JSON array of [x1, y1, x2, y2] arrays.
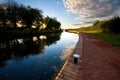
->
[[87, 33, 120, 48]]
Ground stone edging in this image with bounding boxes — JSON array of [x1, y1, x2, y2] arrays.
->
[[55, 33, 83, 80]]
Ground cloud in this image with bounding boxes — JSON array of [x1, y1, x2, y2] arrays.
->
[[73, 21, 93, 25], [63, 0, 120, 25], [73, 24, 81, 25]]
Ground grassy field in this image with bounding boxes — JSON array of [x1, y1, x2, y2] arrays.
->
[[87, 33, 120, 48]]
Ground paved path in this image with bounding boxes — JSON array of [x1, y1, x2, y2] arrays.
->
[[77, 33, 120, 80], [55, 33, 120, 80], [55, 33, 83, 80]]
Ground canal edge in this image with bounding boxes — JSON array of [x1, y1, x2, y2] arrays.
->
[[55, 33, 83, 80]]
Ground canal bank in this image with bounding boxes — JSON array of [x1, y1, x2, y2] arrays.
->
[[76, 33, 120, 80], [55, 33, 120, 80], [55, 33, 83, 80]]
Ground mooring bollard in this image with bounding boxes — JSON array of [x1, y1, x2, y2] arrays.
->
[[73, 54, 80, 64]]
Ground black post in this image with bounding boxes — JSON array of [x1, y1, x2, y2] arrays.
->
[[73, 54, 80, 64]]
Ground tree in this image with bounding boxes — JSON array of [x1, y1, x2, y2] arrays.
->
[[6, 2, 19, 28], [1, 1, 62, 33], [44, 16, 61, 30], [109, 17, 120, 33], [93, 20, 100, 26], [31, 8, 43, 30], [0, 4, 6, 27], [101, 17, 120, 33], [18, 5, 43, 29]]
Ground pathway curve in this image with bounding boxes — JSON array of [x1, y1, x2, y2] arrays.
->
[[77, 33, 120, 80], [55, 33, 120, 80]]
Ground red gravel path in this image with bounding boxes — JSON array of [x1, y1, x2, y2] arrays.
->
[[77, 33, 120, 80]]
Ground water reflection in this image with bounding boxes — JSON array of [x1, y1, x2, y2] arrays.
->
[[0, 32, 78, 80], [46, 33, 61, 46], [60, 45, 75, 61], [0, 33, 61, 68], [39, 35, 47, 40]]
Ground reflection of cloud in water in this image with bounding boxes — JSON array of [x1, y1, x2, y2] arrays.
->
[[39, 35, 47, 40], [17, 39, 23, 44], [54, 56, 57, 59], [52, 66, 58, 72], [73, 39, 78, 43], [33, 36, 38, 41], [60, 45, 75, 61]]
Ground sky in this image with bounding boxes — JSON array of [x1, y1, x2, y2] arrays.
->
[[1, 0, 120, 29]]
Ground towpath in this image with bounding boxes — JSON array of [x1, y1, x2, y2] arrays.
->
[[55, 33, 120, 80], [77, 33, 120, 80]]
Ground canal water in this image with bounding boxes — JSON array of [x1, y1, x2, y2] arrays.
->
[[0, 32, 78, 80]]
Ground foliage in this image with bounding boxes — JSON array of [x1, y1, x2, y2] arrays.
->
[[93, 20, 100, 26], [0, 1, 62, 35], [18, 5, 43, 28], [0, 2, 43, 29], [0, 4, 7, 27], [44, 16, 61, 30], [100, 17, 120, 33], [78, 16, 120, 34]]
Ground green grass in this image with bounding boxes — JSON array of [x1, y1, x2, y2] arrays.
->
[[87, 33, 120, 48]]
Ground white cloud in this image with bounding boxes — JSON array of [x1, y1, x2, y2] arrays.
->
[[63, 0, 120, 26], [61, 24, 81, 29]]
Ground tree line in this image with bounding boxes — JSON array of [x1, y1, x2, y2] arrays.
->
[[0, 1, 62, 35], [78, 17, 120, 34]]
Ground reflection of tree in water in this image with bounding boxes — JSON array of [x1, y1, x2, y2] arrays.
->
[[0, 48, 11, 67], [0, 33, 61, 67], [12, 37, 45, 58], [46, 33, 61, 46]]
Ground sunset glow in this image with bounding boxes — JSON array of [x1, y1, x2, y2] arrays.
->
[[1, 0, 120, 29]]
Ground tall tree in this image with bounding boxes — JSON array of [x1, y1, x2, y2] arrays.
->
[[44, 17, 61, 30], [6, 2, 19, 28], [109, 17, 120, 33], [0, 4, 6, 27], [18, 5, 43, 29]]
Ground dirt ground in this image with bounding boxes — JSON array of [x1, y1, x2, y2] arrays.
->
[[76, 33, 120, 80]]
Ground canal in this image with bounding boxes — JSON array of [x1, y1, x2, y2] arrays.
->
[[0, 32, 78, 80]]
